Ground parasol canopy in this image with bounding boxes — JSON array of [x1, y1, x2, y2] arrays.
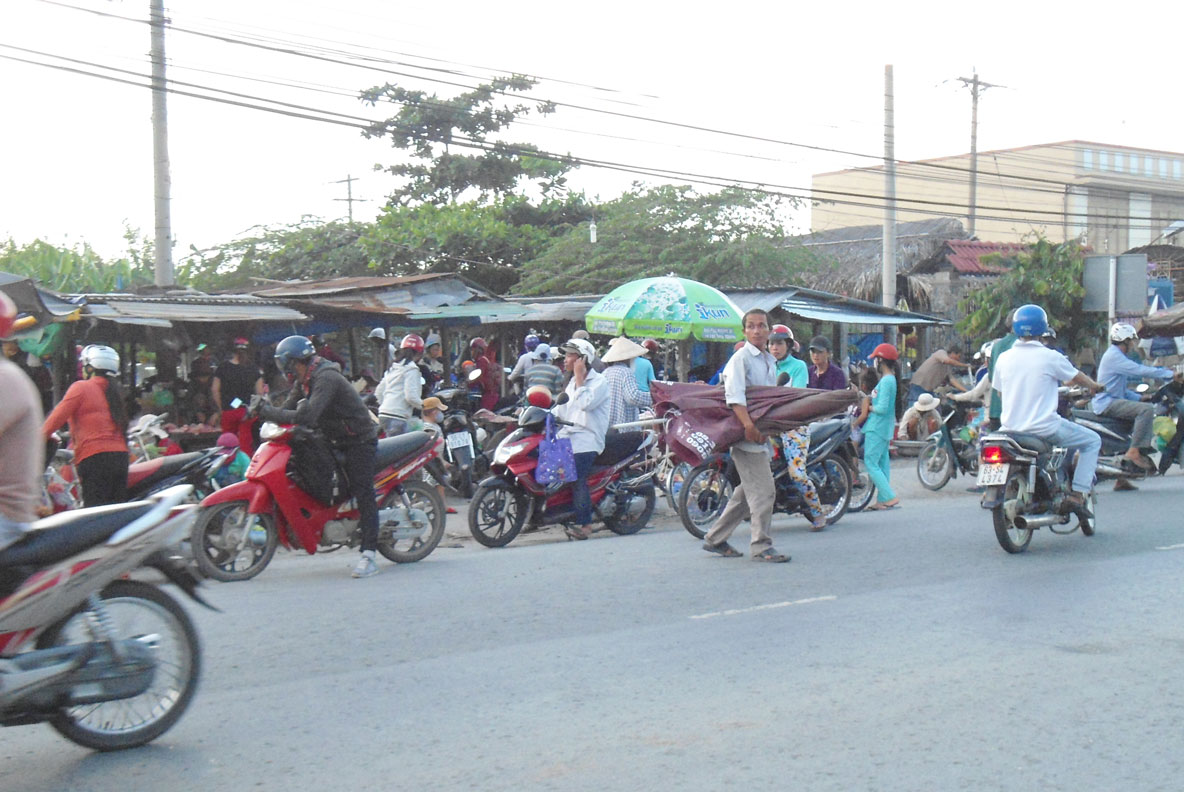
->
[[584, 275, 743, 342]]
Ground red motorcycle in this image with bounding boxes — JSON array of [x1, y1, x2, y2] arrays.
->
[[190, 422, 446, 581], [467, 395, 659, 547]]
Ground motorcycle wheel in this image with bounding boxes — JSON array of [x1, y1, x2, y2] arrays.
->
[[678, 461, 733, 540], [190, 501, 277, 582], [916, 438, 954, 491], [1079, 491, 1097, 537], [604, 484, 657, 535], [468, 479, 528, 547], [664, 461, 692, 514], [993, 470, 1033, 553], [811, 457, 851, 525], [847, 456, 875, 512], [457, 466, 474, 500], [35, 580, 200, 751], [376, 479, 445, 563]]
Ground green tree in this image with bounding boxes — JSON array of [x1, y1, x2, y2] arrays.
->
[[511, 185, 813, 295], [956, 237, 1106, 351], [0, 229, 157, 293], [361, 75, 569, 206]]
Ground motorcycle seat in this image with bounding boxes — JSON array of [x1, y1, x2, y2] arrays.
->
[[1070, 408, 1132, 433], [807, 418, 847, 442], [0, 502, 155, 568], [126, 451, 206, 493], [376, 431, 436, 469], [998, 431, 1052, 453], [594, 432, 644, 468]]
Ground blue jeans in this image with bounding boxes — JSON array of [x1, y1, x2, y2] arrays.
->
[[571, 452, 598, 526], [1044, 416, 1101, 494], [907, 383, 931, 406]]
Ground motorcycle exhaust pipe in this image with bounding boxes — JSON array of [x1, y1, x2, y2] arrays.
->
[[1013, 513, 1069, 530], [1094, 462, 1127, 480]]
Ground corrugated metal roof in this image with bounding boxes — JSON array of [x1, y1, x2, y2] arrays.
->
[[944, 241, 1026, 274], [248, 273, 451, 297], [82, 303, 173, 327], [780, 295, 948, 326], [104, 301, 307, 323]]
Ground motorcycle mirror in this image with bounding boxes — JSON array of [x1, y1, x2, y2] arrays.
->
[[504, 366, 512, 375], [554, 393, 570, 406], [467, 368, 483, 383], [776, 372, 790, 387], [1135, 382, 1150, 393]]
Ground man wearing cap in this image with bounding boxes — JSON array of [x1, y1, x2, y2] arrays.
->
[[212, 338, 264, 455], [522, 343, 564, 398], [702, 308, 791, 562], [601, 337, 653, 429], [368, 327, 391, 375], [554, 338, 611, 540], [900, 392, 942, 441], [807, 336, 848, 390], [908, 347, 969, 404]]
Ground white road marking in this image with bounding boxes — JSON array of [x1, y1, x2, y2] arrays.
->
[[690, 595, 837, 620], [1155, 543, 1184, 551]]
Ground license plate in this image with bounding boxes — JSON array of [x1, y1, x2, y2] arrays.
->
[[976, 462, 1009, 486], [446, 431, 473, 450]]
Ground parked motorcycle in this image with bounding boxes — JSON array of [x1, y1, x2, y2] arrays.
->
[[190, 423, 446, 581], [467, 396, 659, 547], [678, 417, 855, 539], [433, 382, 491, 498], [916, 398, 982, 490], [0, 485, 212, 750]]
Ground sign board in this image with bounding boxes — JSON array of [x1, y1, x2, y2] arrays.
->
[[1083, 254, 1148, 314]]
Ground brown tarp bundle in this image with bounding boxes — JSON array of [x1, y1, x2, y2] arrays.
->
[[1139, 304, 1184, 338], [651, 382, 859, 464]]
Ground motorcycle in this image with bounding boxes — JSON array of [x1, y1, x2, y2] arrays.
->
[[467, 395, 659, 547], [432, 383, 489, 499], [0, 485, 213, 750], [1069, 380, 1184, 481], [916, 398, 982, 490], [977, 423, 1097, 554], [678, 417, 855, 539], [190, 423, 447, 581]]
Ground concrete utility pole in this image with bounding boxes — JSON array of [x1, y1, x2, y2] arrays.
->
[[882, 65, 898, 346], [957, 71, 1003, 238], [150, 0, 174, 287], [333, 174, 366, 224]]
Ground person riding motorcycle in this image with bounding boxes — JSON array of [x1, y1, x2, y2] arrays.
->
[[468, 337, 501, 410], [507, 333, 541, 395], [375, 334, 425, 436], [554, 338, 610, 541], [1090, 322, 1178, 472], [0, 292, 44, 552], [255, 335, 382, 579], [768, 324, 826, 530], [991, 304, 1104, 511]]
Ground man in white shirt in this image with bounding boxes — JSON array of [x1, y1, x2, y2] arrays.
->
[[992, 304, 1103, 508], [554, 338, 610, 540], [702, 309, 790, 563]]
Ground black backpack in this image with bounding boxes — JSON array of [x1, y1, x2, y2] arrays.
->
[[287, 429, 348, 505]]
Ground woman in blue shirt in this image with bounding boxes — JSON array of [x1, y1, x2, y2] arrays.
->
[[864, 343, 900, 510]]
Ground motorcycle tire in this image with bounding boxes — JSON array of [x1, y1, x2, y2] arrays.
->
[[35, 580, 201, 751], [847, 456, 875, 512], [664, 461, 692, 514], [376, 479, 445, 563], [604, 484, 657, 535], [457, 467, 474, 500], [191, 501, 278, 582], [468, 479, 528, 548], [993, 470, 1033, 553], [1079, 491, 1097, 537], [678, 461, 733, 540], [811, 457, 851, 525], [916, 438, 954, 491]]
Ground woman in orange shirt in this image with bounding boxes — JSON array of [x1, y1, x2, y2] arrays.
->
[[43, 345, 130, 506]]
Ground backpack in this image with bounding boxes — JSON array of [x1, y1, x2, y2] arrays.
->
[[287, 430, 348, 505]]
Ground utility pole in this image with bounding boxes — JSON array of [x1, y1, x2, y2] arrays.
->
[[882, 65, 897, 346], [333, 175, 366, 224], [956, 71, 1003, 238], [150, 0, 174, 287]]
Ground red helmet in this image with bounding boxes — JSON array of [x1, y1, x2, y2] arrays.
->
[[469, 337, 487, 351], [525, 385, 553, 408], [869, 342, 899, 361], [400, 333, 425, 352], [769, 324, 793, 342], [0, 292, 16, 339], [642, 338, 660, 353], [461, 359, 477, 371]]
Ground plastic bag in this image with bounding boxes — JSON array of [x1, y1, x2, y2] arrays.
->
[[535, 414, 577, 485]]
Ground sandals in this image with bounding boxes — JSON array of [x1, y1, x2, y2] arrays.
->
[[702, 541, 742, 558], [565, 525, 592, 541], [752, 547, 791, 563], [809, 517, 828, 532]]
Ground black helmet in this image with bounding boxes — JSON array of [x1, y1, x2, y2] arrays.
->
[[274, 335, 315, 376]]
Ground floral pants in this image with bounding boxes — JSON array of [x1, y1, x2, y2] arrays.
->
[[780, 427, 823, 519]]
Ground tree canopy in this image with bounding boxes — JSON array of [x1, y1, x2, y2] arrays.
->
[[1, 230, 156, 293]]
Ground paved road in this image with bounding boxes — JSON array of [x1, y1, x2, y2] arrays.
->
[[5, 461, 1184, 791]]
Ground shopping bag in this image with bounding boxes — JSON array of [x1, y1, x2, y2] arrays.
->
[[535, 414, 577, 485]]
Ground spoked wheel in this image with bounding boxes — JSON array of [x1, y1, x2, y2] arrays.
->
[[678, 462, 733, 540], [376, 479, 445, 563], [664, 461, 692, 513], [604, 484, 657, 535], [468, 479, 528, 548], [36, 580, 200, 751], [916, 438, 954, 491], [810, 457, 851, 525], [191, 501, 277, 582], [847, 455, 875, 512], [1079, 490, 1098, 537], [993, 470, 1033, 553]]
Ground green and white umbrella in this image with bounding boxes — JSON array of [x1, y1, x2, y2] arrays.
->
[[584, 275, 743, 342]]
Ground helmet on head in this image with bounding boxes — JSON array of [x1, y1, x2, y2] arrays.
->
[[1042, 326, 1057, 340], [469, 337, 487, 352], [976, 340, 994, 360], [216, 432, 240, 453], [533, 343, 552, 360], [523, 333, 540, 352], [424, 333, 441, 349], [525, 385, 553, 408], [868, 342, 899, 362], [560, 338, 596, 365], [769, 324, 793, 342], [1012, 304, 1049, 338], [642, 338, 660, 353], [274, 335, 316, 377], [1109, 322, 1137, 344], [400, 333, 425, 353], [367, 327, 386, 341], [233, 337, 250, 349], [0, 292, 16, 339], [81, 344, 120, 375]]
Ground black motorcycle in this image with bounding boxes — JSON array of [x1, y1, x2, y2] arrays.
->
[[1069, 380, 1183, 480], [432, 386, 488, 498], [916, 399, 982, 491]]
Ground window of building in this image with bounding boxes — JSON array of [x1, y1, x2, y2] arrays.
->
[[1099, 151, 1109, 170], [1160, 158, 1169, 178], [1175, 160, 1182, 180], [1144, 156, 1154, 176], [1083, 149, 1094, 170], [1114, 152, 1125, 172]]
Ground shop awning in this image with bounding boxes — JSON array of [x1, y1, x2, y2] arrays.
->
[[778, 292, 949, 326]]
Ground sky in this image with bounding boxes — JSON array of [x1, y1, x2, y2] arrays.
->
[[3, 0, 1182, 265]]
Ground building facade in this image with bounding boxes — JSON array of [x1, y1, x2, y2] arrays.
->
[[811, 141, 1184, 254]]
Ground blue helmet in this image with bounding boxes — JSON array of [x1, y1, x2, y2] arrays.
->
[[1012, 304, 1049, 339], [274, 335, 316, 376], [524, 333, 540, 352]]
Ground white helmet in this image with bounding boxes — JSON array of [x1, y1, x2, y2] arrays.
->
[[560, 338, 597, 365], [367, 327, 386, 341], [1109, 322, 1138, 344], [975, 340, 994, 360], [81, 344, 120, 374]]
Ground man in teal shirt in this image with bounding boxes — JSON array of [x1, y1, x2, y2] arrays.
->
[[634, 338, 659, 391]]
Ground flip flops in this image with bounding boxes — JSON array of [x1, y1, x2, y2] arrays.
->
[[702, 541, 742, 557], [867, 502, 900, 511], [752, 547, 791, 563]]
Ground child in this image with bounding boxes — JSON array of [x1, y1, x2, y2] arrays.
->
[[850, 369, 879, 449], [213, 431, 251, 487], [418, 396, 458, 514]]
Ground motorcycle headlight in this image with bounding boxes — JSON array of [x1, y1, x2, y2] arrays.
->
[[493, 440, 530, 466], [259, 422, 288, 441]]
